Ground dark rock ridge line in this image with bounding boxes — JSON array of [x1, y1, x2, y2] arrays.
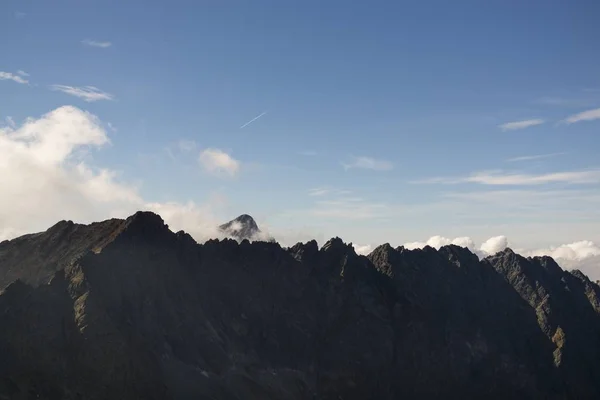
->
[[1, 211, 600, 399]]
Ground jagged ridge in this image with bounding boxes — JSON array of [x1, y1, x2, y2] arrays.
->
[[1, 211, 600, 399]]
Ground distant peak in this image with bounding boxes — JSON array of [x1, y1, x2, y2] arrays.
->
[[219, 214, 261, 241], [235, 214, 254, 222]]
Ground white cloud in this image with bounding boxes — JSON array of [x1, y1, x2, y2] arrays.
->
[[499, 119, 544, 131], [81, 39, 112, 48], [0, 106, 139, 237], [401, 234, 600, 280], [506, 153, 565, 162], [526, 240, 600, 261], [49, 85, 114, 102], [198, 148, 240, 177], [559, 256, 600, 281], [564, 108, 600, 124], [0, 106, 238, 244], [342, 156, 393, 171], [480, 236, 509, 255], [16, 70, 29, 77], [354, 244, 373, 255], [0, 71, 29, 85], [404, 236, 480, 253], [524, 240, 600, 281], [403, 234, 508, 257], [414, 169, 600, 186]]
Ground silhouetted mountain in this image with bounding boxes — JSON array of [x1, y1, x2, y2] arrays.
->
[[219, 214, 261, 240], [1, 211, 600, 399]]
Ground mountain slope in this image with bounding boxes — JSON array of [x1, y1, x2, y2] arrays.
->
[[1, 212, 600, 399]]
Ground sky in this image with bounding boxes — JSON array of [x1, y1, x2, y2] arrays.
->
[[1, 1, 600, 275]]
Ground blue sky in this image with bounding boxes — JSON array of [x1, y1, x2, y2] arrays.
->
[[1, 0, 600, 261]]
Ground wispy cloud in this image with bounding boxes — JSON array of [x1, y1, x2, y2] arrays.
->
[[4, 116, 16, 128], [308, 187, 352, 197], [107, 122, 117, 132], [413, 169, 600, 186], [240, 111, 267, 129], [564, 108, 600, 124], [311, 197, 389, 220], [298, 150, 317, 156], [308, 188, 331, 197], [442, 189, 600, 208], [535, 97, 593, 108], [15, 11, 26, 19], [165, 139, 197, 161], [469, 170, 600, 185], [498, 119, 545, 131], [198, 148, 240, 177], [342, 156, 393, 171], [16, 70, 29, 77], [0, 71, 29, 85], [177, 139, 197, 152], [506, 152, 565, 162], [81, 39, 112, 48], [49, 85, 114, 102]]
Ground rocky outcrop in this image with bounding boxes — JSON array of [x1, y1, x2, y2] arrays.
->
[[1, 211, 600, 399]]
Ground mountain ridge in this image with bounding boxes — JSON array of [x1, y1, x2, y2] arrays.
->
[[1, 211, 600, 399]]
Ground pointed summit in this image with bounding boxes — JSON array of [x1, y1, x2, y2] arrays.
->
[[219, 214, 261, 241]]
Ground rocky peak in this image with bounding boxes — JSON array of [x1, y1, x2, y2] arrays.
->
[[320, 237, 349, 253], [367, 243, 396, 277], [438, 244, 479, 267], [369, 243, 394, 258], [219, 214, 261, 241], [535, 256, 564, 277], [289, 240, 319, 262], [124, 211, 167, 231]]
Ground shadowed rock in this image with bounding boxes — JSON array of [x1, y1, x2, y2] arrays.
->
[[1, 211, 600, 399]]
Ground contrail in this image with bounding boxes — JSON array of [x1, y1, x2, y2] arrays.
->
[[240, 111, 267, 129]]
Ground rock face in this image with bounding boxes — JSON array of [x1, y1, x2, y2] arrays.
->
[[219, 214, 261, 241], [1, 212, 600, 399]]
